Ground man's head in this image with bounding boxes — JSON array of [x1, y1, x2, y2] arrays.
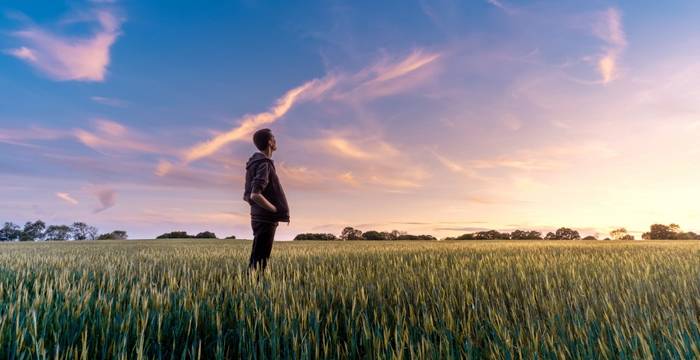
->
[[253, 128, 276, 152]]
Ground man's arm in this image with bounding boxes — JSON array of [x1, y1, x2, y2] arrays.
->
[[250, 192, 277, 212], [250, 161, 277, 212]]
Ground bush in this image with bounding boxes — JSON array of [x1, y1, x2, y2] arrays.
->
[[195, 231, 217, 239], [294, 233, 337, 240], [97, 231, 128, 240], [157, 231, 192, 239]]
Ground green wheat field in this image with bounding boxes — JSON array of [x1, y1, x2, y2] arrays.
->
[[1, 239, 699, 359]]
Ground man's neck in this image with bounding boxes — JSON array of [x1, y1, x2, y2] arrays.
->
[[262, 149, 273, 158]]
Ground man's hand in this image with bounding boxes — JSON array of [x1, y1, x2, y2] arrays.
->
[[250, 192, 277, 213]]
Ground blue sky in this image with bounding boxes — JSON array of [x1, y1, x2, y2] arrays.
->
[[3, 0, 700, 239]]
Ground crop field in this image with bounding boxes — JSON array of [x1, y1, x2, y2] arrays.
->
[[0, 239, 699, 359]]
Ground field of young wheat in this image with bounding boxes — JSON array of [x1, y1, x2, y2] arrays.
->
[[0, 239, 698, 359]]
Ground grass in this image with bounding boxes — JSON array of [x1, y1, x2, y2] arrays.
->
[[0, 239, 699, 359]]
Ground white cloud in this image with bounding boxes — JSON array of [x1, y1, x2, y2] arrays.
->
[[6, 9, 123, 82]]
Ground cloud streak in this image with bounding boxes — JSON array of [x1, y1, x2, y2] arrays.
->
[[160, 49, 441, 175], [74, 119, 161, 154], [56, 192, 78, 205], [6, 9, 122, 82], [180, 79, 330, 165], [593, 8, 626, 84]]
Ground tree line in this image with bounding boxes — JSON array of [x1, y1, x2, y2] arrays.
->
[[294, 223, 700, 241], [155, 231, 236, 239], [294, 227, 436, 240], [0, 220, 127, 241], [3, 221, 697, 242]]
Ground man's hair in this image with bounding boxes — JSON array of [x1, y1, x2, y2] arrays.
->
[[253, 128, 273, 151]]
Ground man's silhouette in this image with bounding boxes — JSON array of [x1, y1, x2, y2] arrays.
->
[[243, 128, 290, 278]]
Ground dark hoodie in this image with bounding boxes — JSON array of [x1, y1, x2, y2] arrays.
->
[[243, 152, 290, 223]]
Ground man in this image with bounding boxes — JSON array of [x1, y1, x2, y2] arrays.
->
[[243, 128, 290, 277]]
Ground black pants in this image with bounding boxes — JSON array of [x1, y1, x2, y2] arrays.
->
[[248, 220, 278, 273]]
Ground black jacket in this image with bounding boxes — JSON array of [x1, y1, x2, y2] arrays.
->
[[243, 152, 290, 223]]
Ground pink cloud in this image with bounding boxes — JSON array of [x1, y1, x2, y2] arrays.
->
[[592, 8, 626, 84], [6, 9, 122, 82], [163, 48, 442, 174], [178, 78, 334, 167], [92, 188, 116, 213], [0, 126, 67, 145], [74, 119, 161, 154], [56, 192, 79, 205], [469, 142, 618, 171]]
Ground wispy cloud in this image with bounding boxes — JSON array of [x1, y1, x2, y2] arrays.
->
[[93, 187, 116, 213], [593, 8, 626, 84], [325, 137, 372, 159], [91, 96, 128, 107], [0, 126, 67, 146], [323, 136, 399, 160], [55, 192, 78, 205], [179, 77, 335, 166], [486, 0, 516, 15], [431, 150, 486, 180], [333, 49, 442, 101], [74, 119, 161, 154], [161, 49, 441, 175], [470, 142, 617, 171], [5, 8, 123, 82]]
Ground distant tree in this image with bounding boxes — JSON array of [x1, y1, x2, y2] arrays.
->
[[45, 225, 72, 241], [294, 233, 337, 240], [0, 222, 21, 241], [396, 234, 436, 240], [157, 231, 192, 239], [340, 227, 363, 240], [554, 227, 580, 240], [474, 230, 510, 240], [21, 220, 46, 241], [71, 222, 98, 240], [362, 230, 387, 240], [224, 235, 237, 239], [510, 230, 527, 240], [455, 233, 475, 240], [643, 224, 696, 240], [510, 230, 542, 240], [669, 223, 681, 234], [582, 235, 598, 240], [621, 234, 635, 240], [195, 231, 217, 239], [604, 237, 611, 240], [97, 230, 128, 240], [610, 228, 628, 240], [544, 232, 557, 240], [646, 224, 680, 239], [678, 231, 698, 240], [388, 230, 406, 240]]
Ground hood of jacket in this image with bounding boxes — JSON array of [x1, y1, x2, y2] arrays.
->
[[245, 152, 270, 170]]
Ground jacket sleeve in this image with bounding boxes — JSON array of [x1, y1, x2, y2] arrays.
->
[[251, 161, 270, 194]]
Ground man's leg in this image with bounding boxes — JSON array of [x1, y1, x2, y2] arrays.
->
[[248, 221, 277, 273], [258, 222, 277, 271]]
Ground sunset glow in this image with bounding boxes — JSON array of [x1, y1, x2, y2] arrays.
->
[[2, 1, 700, 239]]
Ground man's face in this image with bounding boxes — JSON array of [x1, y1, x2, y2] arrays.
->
[[269, 134, 277, 151]]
